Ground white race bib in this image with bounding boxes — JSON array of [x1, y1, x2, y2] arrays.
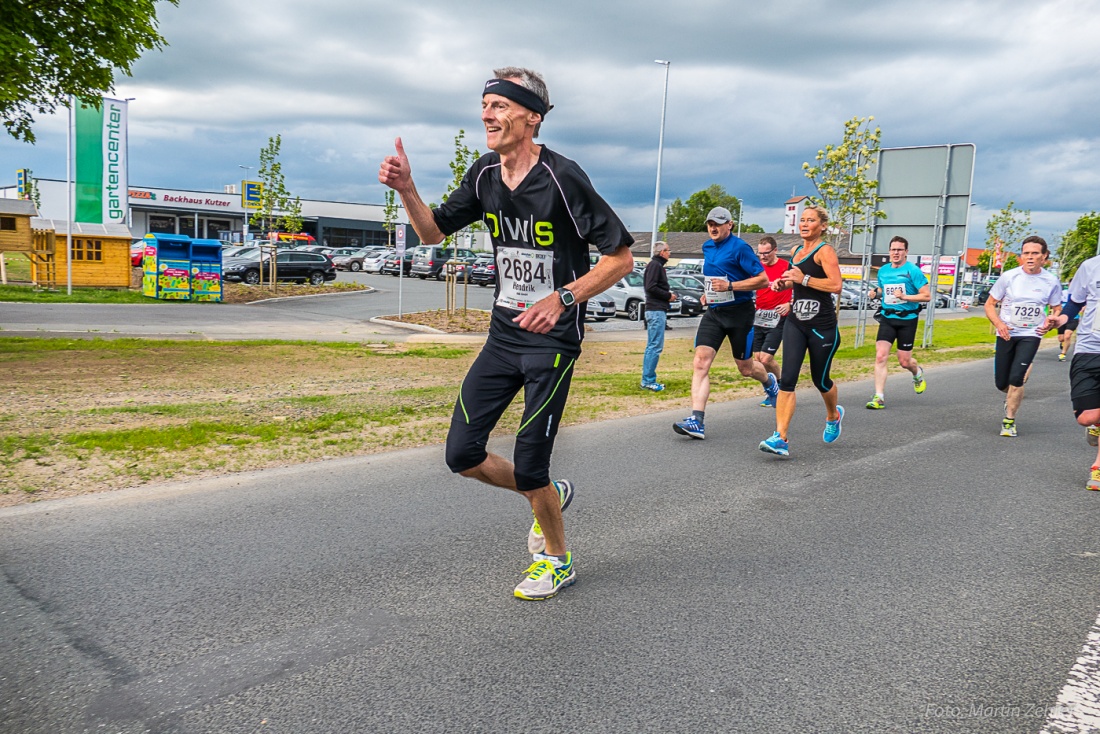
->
[[494, 247, 554, 311], [703, 277, 734, 305], [792, 299, 821, 322], [1001, 301, 1044, 330], [754, 308, 781, 328], [883, 285, 905, 305]]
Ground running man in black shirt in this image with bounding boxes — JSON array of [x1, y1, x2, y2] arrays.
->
[[379, 66, 634, 600]]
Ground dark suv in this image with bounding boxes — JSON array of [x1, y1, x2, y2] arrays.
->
[[410, 246, 476, 280], [224, 251, 336, 285]]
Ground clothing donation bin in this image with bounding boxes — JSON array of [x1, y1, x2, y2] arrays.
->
[[141, 234, 223, 301], [190, 239, 224, 302]]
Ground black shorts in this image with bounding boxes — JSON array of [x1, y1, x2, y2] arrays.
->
[[695, 302, 756, 361], [875, 317, 919, 351], [445, 343, 575, 492], [1070, 353, 1100, 416], [752, 317, 786, 356], [1058, 317, 1080, 335], [994, 336, 1041, 391]]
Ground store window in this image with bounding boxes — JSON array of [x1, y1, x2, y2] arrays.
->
[[206, 219, 231, 239], [179, 217, 197, 237], [149, 215, 176, 234], [72, 238, 103, 262]]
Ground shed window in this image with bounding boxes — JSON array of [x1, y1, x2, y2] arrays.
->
[[73, 238, 103, 262], [0, 217, 15, 230]]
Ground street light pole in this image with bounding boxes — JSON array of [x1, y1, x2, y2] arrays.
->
[[238, 164, 252, 244], [650, 59, 670, 256]]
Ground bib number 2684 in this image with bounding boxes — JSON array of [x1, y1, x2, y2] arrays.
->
[[495, 247, 554, 311]]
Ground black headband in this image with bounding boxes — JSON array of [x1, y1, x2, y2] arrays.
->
[[482, 78, 552, 117]]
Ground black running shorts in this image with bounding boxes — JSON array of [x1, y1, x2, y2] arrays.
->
[[875, 317, 919, 351], [445, 343, 575, 492], [1058, 317, 1080, 335], [1070, 353, 1100, 416], [752, 318, 786, 356], [695, 302, 756, 361], [994, 336, 1041, 391]]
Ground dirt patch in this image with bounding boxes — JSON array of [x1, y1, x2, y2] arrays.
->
[[378, 309, 491, 333]]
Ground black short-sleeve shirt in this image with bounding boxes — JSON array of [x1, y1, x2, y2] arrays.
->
[[433, 146, 633, 354]]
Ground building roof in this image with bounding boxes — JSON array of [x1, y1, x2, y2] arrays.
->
[[627, 231, 857, 259], [0, 199, 38, 217], [785, 195, 809, 204], [31, 219, 134, 238]]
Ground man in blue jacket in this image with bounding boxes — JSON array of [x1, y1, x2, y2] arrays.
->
[[673, 207, 776, 439]]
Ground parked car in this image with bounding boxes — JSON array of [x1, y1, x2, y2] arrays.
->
[[603, 270, 681, 320], [410, 246, 477, 280], [381, 251, 414, 276], [667, 259, 703, 278], [585, 293, 616, 321], [130, 240, 146, 267], [469, 254, 497, 286], [957, 284, 992, 308], [362, 249, 394, 274], [332, 248, 375, 271], [667, 275, 706, 316], [223, 251, 336, 285]]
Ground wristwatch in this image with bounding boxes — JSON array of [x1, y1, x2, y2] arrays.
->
[[802, 274, 811, 286], [556, 287, 576, 308]]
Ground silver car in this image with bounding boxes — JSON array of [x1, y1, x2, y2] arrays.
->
[[602, 270, 681, 320]]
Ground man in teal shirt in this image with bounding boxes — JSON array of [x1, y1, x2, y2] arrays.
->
[[867, 236, 930, 409]]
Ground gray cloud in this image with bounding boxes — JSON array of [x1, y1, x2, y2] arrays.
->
[[4, 0, 1099, 246]]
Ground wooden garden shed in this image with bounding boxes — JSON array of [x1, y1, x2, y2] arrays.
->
[[30, 219, 133, 288], [0, 199, 37, 251]]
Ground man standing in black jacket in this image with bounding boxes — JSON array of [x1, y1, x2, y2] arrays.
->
[[642, 241, 676, 391]]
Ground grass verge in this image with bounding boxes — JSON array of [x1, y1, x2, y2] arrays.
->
[[0, 318, 1019, 506]]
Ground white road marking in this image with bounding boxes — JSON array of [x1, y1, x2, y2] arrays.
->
[[1041, 611, 1100, 733]]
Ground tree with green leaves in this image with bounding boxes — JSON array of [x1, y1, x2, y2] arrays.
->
[[1057, 211, 1100, 282], [660, 184, 748, 233], [383, 189, 398, 247], [1, 0, 179, 143], [802, 116, 885, 244], [984, 201, 1032, 250], [982, 201, 1033, 274], [249, 134, 302, 235], [441, 129, 483, 246], [975, 250, 1019, 273]]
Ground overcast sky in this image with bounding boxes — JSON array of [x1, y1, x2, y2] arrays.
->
[[3, 0, 1099, 249]]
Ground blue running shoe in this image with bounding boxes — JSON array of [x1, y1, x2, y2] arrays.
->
[[759, 431, 789, 456], [673, 416, 705, 440], [764, 373, 779, 405], [823, 405, 845, 444]]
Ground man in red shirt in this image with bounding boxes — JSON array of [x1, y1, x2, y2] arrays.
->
[[752, 236, 791, 407]]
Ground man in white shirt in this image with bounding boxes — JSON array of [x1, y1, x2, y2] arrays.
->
[[1051, 253, 1100, 489], [983, 236, 1062, 437]]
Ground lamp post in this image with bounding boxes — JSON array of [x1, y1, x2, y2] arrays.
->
[[124, 98, 135, 230], [238, 164, 252, 244], [650, 59, 670, 256]]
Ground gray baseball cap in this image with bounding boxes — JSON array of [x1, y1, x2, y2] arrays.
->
[[705, 207, 732, 225]]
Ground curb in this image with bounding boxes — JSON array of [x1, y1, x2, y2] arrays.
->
[[369, 316, 448, 334]]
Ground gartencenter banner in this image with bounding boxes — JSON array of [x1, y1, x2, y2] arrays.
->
[[75, 97, 128, 225]]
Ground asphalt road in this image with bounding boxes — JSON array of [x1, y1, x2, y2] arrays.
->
[[3, 354, 1099, 733]]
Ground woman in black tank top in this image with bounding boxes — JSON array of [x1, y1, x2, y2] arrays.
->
[[758, 205, 846, 458]]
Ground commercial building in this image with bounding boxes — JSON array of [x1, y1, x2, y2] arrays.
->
[[1, 178, 419, 249]]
